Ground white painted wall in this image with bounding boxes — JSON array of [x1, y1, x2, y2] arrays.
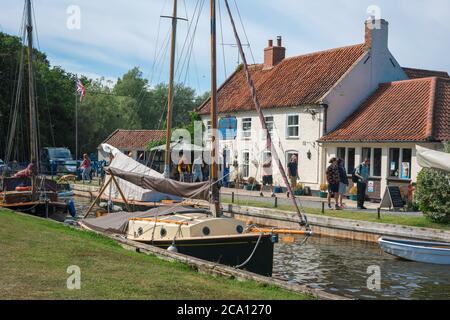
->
[[202, 106, 324, 189]]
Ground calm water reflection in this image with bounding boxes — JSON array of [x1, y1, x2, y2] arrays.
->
[[273, 235, 450, 300]]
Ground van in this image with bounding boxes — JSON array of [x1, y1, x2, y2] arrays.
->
[[41, 147, 77, 174]]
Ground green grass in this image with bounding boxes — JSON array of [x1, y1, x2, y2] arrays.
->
[[222, 198, 450, 231], [0, 209, 313, 300]]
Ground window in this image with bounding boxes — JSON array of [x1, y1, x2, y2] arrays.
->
[[347, 148, 356, 173], [337, 148, 346, 162], [242, 118, 252, 139], [205, 121, 212, 140], [286, 115, 299, 138], [264, 116, 274, 135], [362, 148, 372, 173], [401, 149, 412, 179], [373, 148, 382, 177], [389, 148, 400, 177], [242, 151, 250, 177]]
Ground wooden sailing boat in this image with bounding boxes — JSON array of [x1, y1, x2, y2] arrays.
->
[[82, 0, 311, 277], [0, 0, 66, 217]]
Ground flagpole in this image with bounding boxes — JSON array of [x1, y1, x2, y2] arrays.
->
[[75, 91, 78, 162]]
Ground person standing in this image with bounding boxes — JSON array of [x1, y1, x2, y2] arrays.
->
[[354, 158, 370, 210], [337, 158, 349, 209], [287, 155, 298, 198], [326, 157, 341, 210], [192, 155, 204, 183], [177, 152, 191, 182], [260, 153, 275, 197], [80, 154, 91, 183]]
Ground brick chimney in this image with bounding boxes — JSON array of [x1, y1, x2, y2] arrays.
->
[[364, 19, 389, 51], [264, 36, 286, 70]]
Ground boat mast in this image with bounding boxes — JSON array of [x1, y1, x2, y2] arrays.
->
[[26, 0, 39, 193], [210, 0, 221, 217], [163, 0, 179, 178]]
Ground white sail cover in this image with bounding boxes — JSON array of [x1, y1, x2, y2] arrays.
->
[[99, 143, 181, 202], [416, 145, 450, 173]]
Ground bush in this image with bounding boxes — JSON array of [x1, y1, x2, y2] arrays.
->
[[415, 168, 450, 224]]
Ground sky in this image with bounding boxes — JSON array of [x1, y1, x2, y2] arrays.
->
[[1, 0, 449, 94]]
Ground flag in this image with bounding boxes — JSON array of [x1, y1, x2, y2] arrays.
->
[[76, 78, 86, 102]]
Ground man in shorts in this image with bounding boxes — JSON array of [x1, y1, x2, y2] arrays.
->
[[260, 153, 275, 197]]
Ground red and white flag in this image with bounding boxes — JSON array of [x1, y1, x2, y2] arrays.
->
[[76, 78, 86, 102]]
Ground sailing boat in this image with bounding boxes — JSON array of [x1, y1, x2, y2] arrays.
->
[[81, 0, 311, 276], [0, 0, 65, 217]]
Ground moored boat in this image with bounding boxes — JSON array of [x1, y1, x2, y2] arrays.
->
[[378, 237, 450, 265]]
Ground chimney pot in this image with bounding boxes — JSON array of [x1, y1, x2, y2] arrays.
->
[[277, 36, 282, 47], [268, 39, 273, 47]]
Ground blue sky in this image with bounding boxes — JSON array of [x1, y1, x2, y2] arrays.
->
[[1, 0, 449, 94]]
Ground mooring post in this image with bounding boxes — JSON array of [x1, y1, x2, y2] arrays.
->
[[377, 208, 381, 220], [322, 202, 325, 214], [232, 191, 235, 203], [45, 199, 49, 219], [274, 196, 278, 208]]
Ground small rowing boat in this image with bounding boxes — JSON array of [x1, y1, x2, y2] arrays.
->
[[378, 237, 450, 265]]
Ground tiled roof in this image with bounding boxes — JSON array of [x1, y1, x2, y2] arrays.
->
[[403, 67, 450, 79], [101, 129, 166, 150], [198, 44, 367, 114], [320, 77, 450, 142]]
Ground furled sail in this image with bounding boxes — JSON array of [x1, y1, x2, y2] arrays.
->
[[107, 167, 211, 201], [416, 145, 450, 173]]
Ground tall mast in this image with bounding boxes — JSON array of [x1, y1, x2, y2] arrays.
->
[[210, 0, 221, 217], [26, 0, 39, 187], [163, 0, 178, 178]]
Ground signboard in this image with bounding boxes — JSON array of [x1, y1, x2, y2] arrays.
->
[[380, 186, 405, 210], [401, 162, 410, 179], [368, 181, 374, 193]]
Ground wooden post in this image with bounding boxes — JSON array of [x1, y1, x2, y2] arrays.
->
[[232, 191, 235, 203], [322, 202, 325, 214], [377, 208, 381, 220], [110, 174, 131, 212], [83, 177, 112, 218], [274, 196, 278, 208]]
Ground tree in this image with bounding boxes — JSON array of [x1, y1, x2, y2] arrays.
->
[[415, 142, 450, 224]]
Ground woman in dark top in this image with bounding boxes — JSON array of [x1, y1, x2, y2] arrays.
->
[[337, 158, 349, 209]]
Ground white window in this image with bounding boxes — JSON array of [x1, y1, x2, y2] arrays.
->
[[242, 118, 252, 139], [264, 116, 274, 135], [286, 115, 299, 138], [242, 151, 250, 178], [205, 120, 212, 140]]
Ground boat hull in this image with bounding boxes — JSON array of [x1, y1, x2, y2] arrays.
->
[[140, 234, 275, 276], [378, 237, 450, 265]]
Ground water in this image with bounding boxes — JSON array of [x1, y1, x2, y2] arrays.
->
[[273, 235, 450, 300], [71, 197, 450, 300]]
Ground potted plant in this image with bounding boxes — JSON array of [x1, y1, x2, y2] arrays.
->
[[349, 185, 358, 201], [294, 183, 305, 196], [244, 177, 260, 191], [319, 184, 328, 198]]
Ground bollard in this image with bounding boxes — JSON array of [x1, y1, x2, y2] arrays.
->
[[377, 208, 381, 220], [274, 196, 278, 208], [322, 202, 325, 214]]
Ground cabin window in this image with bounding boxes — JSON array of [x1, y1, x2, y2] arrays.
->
[[373, 148, 382, 177], [242, 151, 250, 178], [347, 148, 356, 173], [286, 115, 299, 138], [242, 118, 252, 139]]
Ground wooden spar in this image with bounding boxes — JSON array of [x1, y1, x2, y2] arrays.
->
[[223, 0, 307, 226], [210, 0, 221, 217], [248, 227, 312, 236], [110, 173, 131, 212], [26, 0, 39, 198], [163, 0, 178, 178], [83, 177, 112, 218], [129, 218, 190, 226]]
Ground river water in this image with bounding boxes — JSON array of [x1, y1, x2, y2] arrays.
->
[[71, 197, 449, 300]]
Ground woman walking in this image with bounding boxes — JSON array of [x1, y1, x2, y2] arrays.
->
[[80, 153, 92, 183]]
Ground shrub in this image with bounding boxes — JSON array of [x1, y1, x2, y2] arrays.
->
[[319, 183, 328, 192], [415, 167, 450, 223]]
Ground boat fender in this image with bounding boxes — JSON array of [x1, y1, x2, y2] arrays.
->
[[68, 199, 77, 218], [167, 244, 178, 253], [15, 186, 32, 192]]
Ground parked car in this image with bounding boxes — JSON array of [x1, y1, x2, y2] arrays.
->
[[41, 147, 77, 174]]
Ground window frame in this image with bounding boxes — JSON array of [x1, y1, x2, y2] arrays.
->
[[242, 118, 252, 140], [242, 151, 250, 178], [286, 114, 300, 139]]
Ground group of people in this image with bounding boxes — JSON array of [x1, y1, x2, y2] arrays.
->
[[176, 153, 209, 183], [259, 153, 299, 198], [326, 157, 370, 210]]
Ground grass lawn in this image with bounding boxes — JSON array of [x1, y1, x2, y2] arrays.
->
[[222, 198, 450, 231], [0, 209, 313, 300]]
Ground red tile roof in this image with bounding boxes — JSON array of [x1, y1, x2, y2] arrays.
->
[[102, 129, 166, 150], [320, 77, 450, 142], [198, 44, 367, 114], [403, 67, 450, 80]]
